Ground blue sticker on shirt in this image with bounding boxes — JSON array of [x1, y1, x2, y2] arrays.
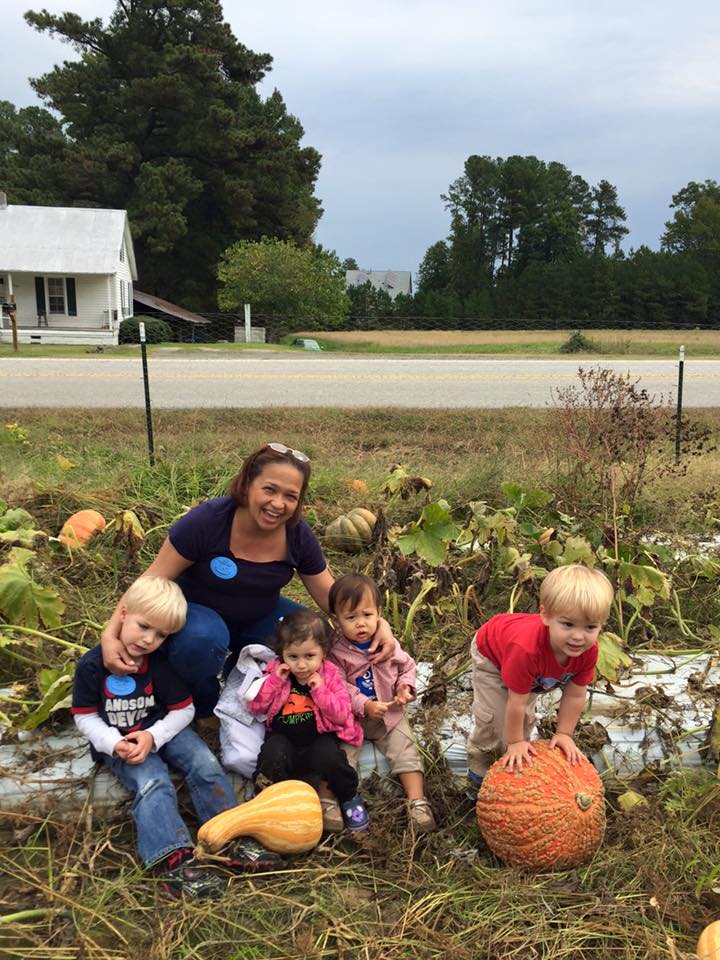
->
[[355, 667, 376, 699], [106, 674, 137, 696], [211, 556, 238, 580]]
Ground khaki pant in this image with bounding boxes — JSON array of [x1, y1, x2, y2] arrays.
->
[[466, 638, 538, 777], [342, 713, 424, 775]]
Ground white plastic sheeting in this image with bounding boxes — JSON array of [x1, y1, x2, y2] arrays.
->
[[0, 651, 717, 814]]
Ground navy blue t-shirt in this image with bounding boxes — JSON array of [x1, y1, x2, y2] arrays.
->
[[169, 497, 326, 642], [72, 645, 192, 761]]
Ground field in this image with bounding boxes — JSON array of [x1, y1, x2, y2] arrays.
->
[[295, 328, 720, 357], [1, 398, 720, 959]]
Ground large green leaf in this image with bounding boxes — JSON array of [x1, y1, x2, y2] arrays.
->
[[0, 508, 36, 533], [596, 631, 633, 683], [396, 501, 460, 566], [0, 548, 64, 629], [561, 536, 596, 566], [20, 673, 73, 730], [501, 481, 553, 511], [618, 561, 670, 600]]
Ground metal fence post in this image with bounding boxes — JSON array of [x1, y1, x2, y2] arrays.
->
[[675, 344, 684, 462], [139, 321, 155, 466]]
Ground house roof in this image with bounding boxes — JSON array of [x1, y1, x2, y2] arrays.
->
[[133, 289, 209, 325], [0, 205, 137, 278], [345, 269, 413, 300]]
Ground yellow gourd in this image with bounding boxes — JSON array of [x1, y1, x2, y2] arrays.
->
[[698, 921, 720, 960], [57, 509, 106, 547], [196, 780, 322, 855], [325, 508, 377, 553]]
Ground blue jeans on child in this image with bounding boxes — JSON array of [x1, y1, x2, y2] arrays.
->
[[103, 726, 236, 866], [166, 597, 305, 716]]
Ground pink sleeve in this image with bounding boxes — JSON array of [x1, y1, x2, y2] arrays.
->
[[311, 662, 353, 725], [248, 662, 284, 715], [328, 650, 368, 718]]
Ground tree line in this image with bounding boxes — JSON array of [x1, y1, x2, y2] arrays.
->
[[0, 0, 718, 329]]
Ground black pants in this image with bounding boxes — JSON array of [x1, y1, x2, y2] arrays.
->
[[256, 733, 358, 803]]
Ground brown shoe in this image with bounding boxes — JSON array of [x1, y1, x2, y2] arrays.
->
[[320, 798, 344, 833], [408, 798, 437, 833]]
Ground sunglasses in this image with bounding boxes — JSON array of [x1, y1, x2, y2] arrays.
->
[[267, 442, 310, 464]]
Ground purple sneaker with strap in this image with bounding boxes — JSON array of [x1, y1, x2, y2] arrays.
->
[[340, 794, 369, 832]]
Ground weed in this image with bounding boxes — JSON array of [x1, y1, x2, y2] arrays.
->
[[560, 330, 598, 353]]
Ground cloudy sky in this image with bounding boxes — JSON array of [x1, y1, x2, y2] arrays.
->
[[2, 0, 719, 277]]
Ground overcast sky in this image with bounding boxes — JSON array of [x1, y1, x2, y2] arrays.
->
[[2, 0, 719, 276]]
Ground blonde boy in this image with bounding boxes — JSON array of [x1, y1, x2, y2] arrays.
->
[[466, 564, 614, 796]]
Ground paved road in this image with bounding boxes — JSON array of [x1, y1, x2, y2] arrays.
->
[[0, 354, 715, 408]]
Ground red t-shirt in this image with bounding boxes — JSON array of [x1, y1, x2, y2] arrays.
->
[[475, 613, 597, 695]]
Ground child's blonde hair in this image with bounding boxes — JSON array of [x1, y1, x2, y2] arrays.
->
[[123, 576, 187, 635], [539, 564, 613, 623]]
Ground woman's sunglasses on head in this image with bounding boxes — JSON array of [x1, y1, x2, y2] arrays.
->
[[267, 443, 310, 463]]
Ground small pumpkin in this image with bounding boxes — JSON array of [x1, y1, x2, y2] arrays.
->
[[476, 740, 605, 869], [698, 921, 720, 960], [325, 508, 376, 553], [57, 509, 106, 547], [196, 779, 322, 855]]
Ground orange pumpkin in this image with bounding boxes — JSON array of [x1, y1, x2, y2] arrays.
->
[[698, 921, 720, 960], [58, 509, 106, 547], [476, 740, 605, 869], [196, 779, 322, 855]]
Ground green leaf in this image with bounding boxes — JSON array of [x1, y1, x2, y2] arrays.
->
[[596, 631, 633, 683], [617, 561, 670, 599], [0, 527, 46, 548], [20, 674, 73, 730], [501, 482, 552, 511], [560, 536, 596, 566], [0, 508, 35, 533], [395, 501, 460, 566], [0, 549, 64, 629]]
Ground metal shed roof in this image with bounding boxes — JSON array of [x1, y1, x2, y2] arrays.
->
[[133, 289, 209, 325], [0, 205, 137, 278]]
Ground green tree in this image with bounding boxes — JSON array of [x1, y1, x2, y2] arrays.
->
[[661, 180, 720, 259], [217, 238, 349, 333], [4, 0, 320, 308], [583, 180, 628, 256], [416, 241, 450, 293], [341, 257, 359, 271]]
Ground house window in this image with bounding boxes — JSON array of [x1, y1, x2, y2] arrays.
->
[[119, 242, 125, 263], [48, 278, 65, 314]]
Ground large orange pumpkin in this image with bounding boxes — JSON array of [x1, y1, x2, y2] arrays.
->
[[698, 920, 720, 960], [57, 509, 106, 547], [196, 780, 322, 855], [476, 740, 605, 869]]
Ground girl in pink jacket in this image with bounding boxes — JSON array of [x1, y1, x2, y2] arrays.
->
[[248, 610, 368, 832]]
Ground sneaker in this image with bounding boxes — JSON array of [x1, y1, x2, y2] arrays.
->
[[408, 798, 437, 833], [159, 859, 226, 900], [466, 772, 484, 803], [320, 798, 344, 834], [340, 794, 369, 832], [223, 837, 283, 871]]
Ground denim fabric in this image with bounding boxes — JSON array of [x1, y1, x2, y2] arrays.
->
[[103, 726, 236, 866], [166, 598, 306, 716]]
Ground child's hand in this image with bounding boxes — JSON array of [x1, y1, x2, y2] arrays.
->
[[364, 699, 391, 721], [549, 732, 584, 765], [276, 663, 291, 681], [499, 740, 537, 772], [307, 672, 323, 690], [113, 739, 133, 760], [121, 730, 154, 764], [394, 684, 414, 706]]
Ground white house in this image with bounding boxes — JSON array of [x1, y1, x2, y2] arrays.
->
[[0, 203, 137, 345]]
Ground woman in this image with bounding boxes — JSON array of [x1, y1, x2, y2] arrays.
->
[[101, 442, 395, 716]]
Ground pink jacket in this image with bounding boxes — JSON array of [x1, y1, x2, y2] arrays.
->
[[247, 658, 364, 747], [328, 633, 417, 733]]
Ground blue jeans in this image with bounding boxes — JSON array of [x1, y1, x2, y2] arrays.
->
[[166, 597, 305, 717], [103, 726, 236, 866]]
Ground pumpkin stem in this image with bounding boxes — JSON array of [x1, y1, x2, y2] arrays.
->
[[575, 793, 592, 811]]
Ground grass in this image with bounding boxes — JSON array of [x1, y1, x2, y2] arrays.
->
[[2, 407, 720, 957], [0, 341, 290, 359], [292, 328, 720, 358]]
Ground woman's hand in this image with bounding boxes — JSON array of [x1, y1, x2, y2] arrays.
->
[[367, 618, 396, 663], [499, 740, 537, 772], [100, 627, 139, 675]]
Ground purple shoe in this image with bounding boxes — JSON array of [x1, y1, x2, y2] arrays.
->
[[340, 794, 369, 832]]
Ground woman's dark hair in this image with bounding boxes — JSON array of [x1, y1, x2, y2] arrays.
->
[[328, 574, 382, 615], [228, 444, 311, 526], [273, 610, 335, 656]]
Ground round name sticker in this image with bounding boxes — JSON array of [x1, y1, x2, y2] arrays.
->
[[106, 674, 136, 696], [211, 556, 238, 580]]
